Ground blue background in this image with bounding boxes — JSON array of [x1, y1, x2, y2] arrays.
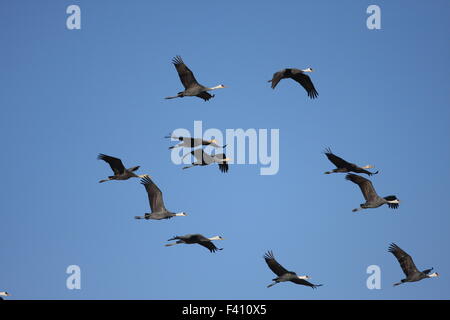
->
[[1, 0, 449, 299]]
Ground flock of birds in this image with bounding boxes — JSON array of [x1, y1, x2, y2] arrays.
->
[[0, 56, 439, 299]]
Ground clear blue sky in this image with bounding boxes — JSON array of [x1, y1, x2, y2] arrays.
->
[[1, 0, 449, 300]]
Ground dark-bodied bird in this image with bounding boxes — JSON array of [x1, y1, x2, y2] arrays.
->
[[0, 291, 10, 300], [264, 251, 322, 289], [268, 68, 318, 99], [97, 154, 147, 183], [165, 234, 224, 253], [134, 175, 187, 220], [165, 56, 226, 101], [182, 149, 231, 173], [165, 135, 226, 149], [345, 174, 400, 212], [388, 243, 439, 286], [324, 148, 378, 176]]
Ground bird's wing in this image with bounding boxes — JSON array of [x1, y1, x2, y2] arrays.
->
[[345, 174, 378, 201], [291, 278, 323, 289], [140, 176, 166, 212], [97, 154, 126, 175], [269, 70, 286, 89], [422, 268, 434, 275], [384, 195, 400, 209], [199, 240, 221, 253], [291, 71, 319, 99], [172, 56, 199, 89], [324, 148, 351, 168], [388, 243, 419, 277], [196, 92, 214, 101], [178, 137, 203, 147], [213, 153, 226, 159], [264, 251, 289, 276], [218, 163, 229, 173], [191, 149, 214, 164], [213, 153, 229, 173]]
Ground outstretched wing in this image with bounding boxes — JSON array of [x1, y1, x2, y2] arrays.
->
[[140, 176, 166, 213], [384, 195, 400, 209], [291, 71, 318, 99], [98, 154, 126, 175], [324, 148, 351, 168], [264, 251, 289, 277], [291, 278, 323, 289], [196, 92, 214, 101], [199, 240, 222, 253], [345, 174, 378, 202], [388, 243, 419, 277], [190, 149, 215, 165], [269, 70, 286, 89], [172, 56, 199, 89], [213, 153, 229, 173]]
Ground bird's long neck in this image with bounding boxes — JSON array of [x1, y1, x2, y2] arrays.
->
[[208, 85, 224, 90], [174, 212, 186, 216], [208, 236, 221, 241], [0, 292, 9, 296], [297, 275, 309, 280]]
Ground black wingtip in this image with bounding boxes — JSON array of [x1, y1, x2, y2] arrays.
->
[[140, 175, 151, 185], [263, 250, 275, 260], [388, 243, 399, 253], [172, 55, 184, 65]]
